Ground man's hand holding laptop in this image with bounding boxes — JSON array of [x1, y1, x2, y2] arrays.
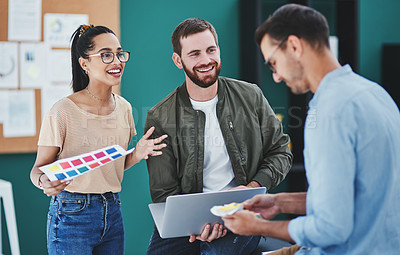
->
[[189, 183, 261, 243]]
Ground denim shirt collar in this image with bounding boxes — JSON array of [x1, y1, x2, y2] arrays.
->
[[309, 64, 352, 108]]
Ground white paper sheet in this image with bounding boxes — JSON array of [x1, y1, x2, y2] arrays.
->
[[8, 0, 42, 41], [44, 13, 89, 48], [3, 90, 36, 137], [41, 84, 72, 118], [0, 91, 10, 125], [20, 42, 50, 88], [0, 42, 19, 89], [48, 49, 72, 83]]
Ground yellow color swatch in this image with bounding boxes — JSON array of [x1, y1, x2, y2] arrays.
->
[[49, 164, 61, 171]]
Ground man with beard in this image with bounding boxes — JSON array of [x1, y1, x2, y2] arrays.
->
[[145, 18, 293, 254], [222, 4, 400, 255]]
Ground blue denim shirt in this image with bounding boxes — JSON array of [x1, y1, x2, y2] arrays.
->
[[288, 65, 400, 254]]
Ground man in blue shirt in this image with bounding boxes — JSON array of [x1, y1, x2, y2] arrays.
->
[[222, 4, 400, 254]]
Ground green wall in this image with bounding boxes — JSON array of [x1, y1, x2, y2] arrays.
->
[[1, 0, 400, 254], [359, 0, 400, 82], [0, 153, 49, 255]]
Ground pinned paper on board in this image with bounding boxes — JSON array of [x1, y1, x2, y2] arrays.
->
[[19, 42, 50, 88], [2, 89, 36, 138], [44, 13, 88, 48], [0, 42, 19, 89], [8, 0, 42, 41], [39, 145, 135, 182]]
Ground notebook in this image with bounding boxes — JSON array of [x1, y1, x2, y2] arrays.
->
[[148, 187, 266, 238]]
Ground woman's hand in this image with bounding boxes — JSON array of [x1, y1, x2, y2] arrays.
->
[[40, 173, 71, 196]]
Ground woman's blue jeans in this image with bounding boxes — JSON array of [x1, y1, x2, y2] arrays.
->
[[146, 228, 260, 255], [47, 190, 124, 255]]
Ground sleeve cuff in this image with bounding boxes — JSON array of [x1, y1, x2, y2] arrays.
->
[[288, 216, 307, 246]]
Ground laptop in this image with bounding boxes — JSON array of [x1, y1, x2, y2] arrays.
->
[[148, 187, 266, 238]]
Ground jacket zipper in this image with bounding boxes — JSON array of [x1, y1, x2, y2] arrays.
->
[[194, 110, 199, 191], [228, 120, 245, 162]]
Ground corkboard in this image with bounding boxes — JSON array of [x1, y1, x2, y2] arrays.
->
[[0, 0, 120, 153]]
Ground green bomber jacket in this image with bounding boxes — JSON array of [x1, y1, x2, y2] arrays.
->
[[145, 77, 293, 203]]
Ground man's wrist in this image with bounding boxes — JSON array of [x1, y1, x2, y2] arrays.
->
[[247, 180, 261, 188]]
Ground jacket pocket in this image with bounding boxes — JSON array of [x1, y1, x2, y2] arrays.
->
[[228, 120, 245, 162]]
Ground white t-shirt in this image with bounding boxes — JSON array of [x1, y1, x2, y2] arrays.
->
[[190, 96, 237, 192]]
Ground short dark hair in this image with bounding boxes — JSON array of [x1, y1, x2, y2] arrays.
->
[[70, 25, 115, 92], [171, 18, 218, 56], [255, 4, 330, 50]]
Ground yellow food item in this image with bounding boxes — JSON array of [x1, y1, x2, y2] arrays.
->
[[218, 202, 242, 211]]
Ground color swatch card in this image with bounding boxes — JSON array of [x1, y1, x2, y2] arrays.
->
[[40, 145, 135, 181]]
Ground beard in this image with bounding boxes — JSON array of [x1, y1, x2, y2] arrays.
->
[[284, 58, 309, 94], [182, 60, 221, 88]]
